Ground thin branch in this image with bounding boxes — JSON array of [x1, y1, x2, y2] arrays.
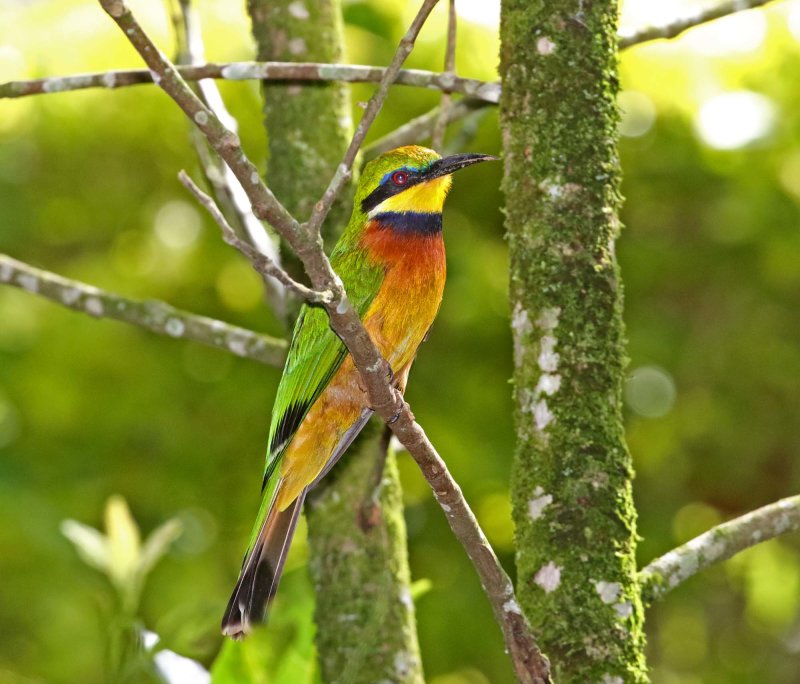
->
[[431, 0, 457, 151], [169, 0, 284, 307], [393, 414, 551, 683], [3, 1, 785, 104], [97, 1, 549, 679], [0, 62, 501, 103], [178, 171, 330, 304], [639, 494, 800, 604], [96, 0, 319, 264], [0, 254, 287, 367], [363, 98, 490, 158], [619, 0, 779, 49], [303, 0, 442, 236]]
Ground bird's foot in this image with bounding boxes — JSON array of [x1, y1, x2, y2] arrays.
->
[[388, 398, 412, 424]]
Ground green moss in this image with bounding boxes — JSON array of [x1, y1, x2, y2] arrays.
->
[[306, 423, 424, 684], [500, 1, 647, 681], [248, 0, 353, 230]]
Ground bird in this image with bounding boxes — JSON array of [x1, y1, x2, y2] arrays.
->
[[221, 145, 497, 638]]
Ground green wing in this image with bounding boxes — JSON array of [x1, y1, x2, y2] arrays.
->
[[261, 241, 384, 488]]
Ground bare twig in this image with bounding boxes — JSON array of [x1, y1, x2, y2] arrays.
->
[[393, 417, 551, 683], [169, 0, 284, 307], [178, 171, 330, 304], [619, 0, 779, 48], [303, 0, 442, 236], [98, 1, 549, 679], [4, 0, 783, 104], [363, 98, 490, 158], [639, 494, 800, 604], [0, 62, 501, 103], [0, 254, 287, 367], [96, 0, 319, 260], [431, 0, 457, 151]]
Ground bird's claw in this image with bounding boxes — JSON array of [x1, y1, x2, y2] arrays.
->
[[388, 398, 411, 424]]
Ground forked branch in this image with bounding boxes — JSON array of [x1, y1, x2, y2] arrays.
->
[[177, 172, 330, 304]]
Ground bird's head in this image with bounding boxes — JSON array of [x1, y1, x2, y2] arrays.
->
[[356, 145, 497, 220]]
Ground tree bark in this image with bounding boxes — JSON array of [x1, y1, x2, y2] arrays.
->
[[307, 425, 424, 683], [500, 1, 648, 681], [246, 2, 423, 681], [247, 0, 353, 229]]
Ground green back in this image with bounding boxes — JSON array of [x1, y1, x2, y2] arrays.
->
[[261, 237, 383, 486]]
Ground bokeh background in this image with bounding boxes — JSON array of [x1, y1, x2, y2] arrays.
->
[[2, 0, 800, 681]]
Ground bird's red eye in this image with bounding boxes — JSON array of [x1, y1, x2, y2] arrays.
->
[[392, 171, 409, 186]]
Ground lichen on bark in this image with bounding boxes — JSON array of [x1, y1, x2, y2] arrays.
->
[[500, 1, 647, 681]]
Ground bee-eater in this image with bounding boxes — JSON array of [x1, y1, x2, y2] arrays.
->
[[221, 145, 496, 637]]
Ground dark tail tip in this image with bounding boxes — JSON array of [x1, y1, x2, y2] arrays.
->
[[220, 493, 305, 639], [220, 561, 270, 638]]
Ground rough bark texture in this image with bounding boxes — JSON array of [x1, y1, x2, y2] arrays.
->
[[307, 425, 424, 684], [246, 2, 423, 681], [248, 0, 352, 228], [500, 1, 648, 682]]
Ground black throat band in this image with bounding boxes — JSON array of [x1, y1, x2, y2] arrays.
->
[[373, 211, 443, 236]]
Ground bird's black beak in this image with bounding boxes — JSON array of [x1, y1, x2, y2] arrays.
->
[[424, 153, 499, 180]]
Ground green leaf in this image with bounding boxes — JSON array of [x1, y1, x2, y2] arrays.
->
[[138, 518, 183, 578], [105, 495, 142, 589], [60, 519, 110, 572]]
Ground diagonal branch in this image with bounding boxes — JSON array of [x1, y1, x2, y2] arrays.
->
[[0, 253, 287, 367], [639, 494, 800, 605], [169, 0, 284, 306], [619, 0, 779, 48], [178, 171, 330, 304], [95, 0, 319, 269], [363, 98, 491, 158], [98, 1, 549, 680]]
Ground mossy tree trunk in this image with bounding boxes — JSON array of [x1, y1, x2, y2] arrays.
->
[[306, 424, 423, 683], [247, 0, 353, 228], [245, 2, 423, 682], [500, 1, 648, 681]]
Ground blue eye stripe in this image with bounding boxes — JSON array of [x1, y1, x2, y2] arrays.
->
[[380, 166, 414, 185], [379, 162, 432, 185]]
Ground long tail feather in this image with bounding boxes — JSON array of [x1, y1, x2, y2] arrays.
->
[[221, 486, 307, 638]]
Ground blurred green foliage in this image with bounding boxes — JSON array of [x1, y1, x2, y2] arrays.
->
[[1, 1, 800, 682], [61, 495, 185, 683]]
